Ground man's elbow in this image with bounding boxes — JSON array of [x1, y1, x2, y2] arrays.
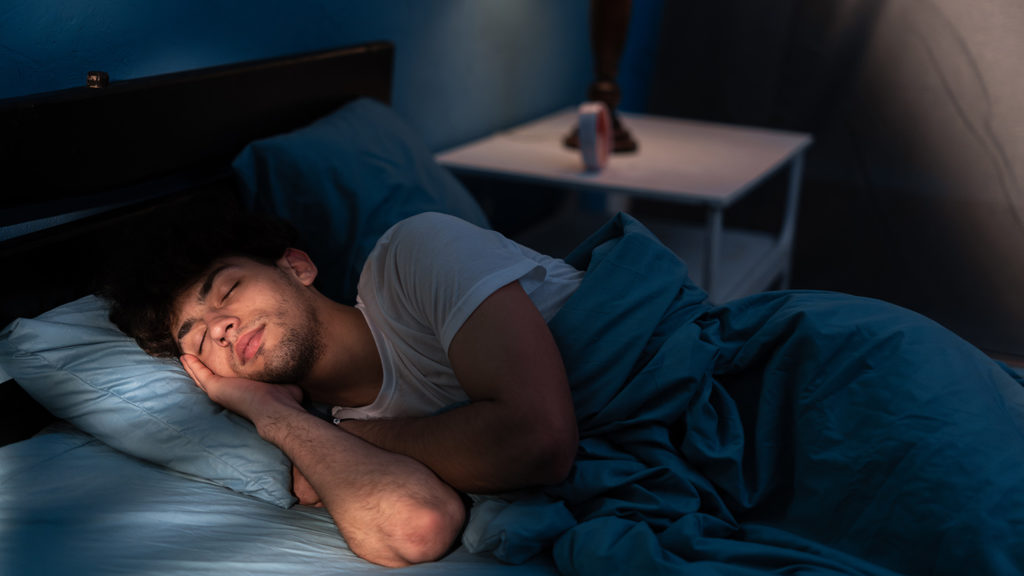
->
[[393, 496, 466, 565], [359, 490, 466, 567], [531, 424, 578, 486]]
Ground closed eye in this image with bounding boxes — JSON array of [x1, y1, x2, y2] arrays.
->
[[222, 281, 239, 303]]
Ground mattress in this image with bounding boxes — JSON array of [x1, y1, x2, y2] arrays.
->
[[0, 422, 558, 576]]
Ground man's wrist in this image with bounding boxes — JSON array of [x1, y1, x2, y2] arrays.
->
[[253, 402, 313, 445]]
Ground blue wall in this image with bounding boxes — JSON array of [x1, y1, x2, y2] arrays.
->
[[0, 0, 650, 152]]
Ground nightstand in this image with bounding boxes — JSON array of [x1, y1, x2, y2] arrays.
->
[[436, 108, 812, 303]]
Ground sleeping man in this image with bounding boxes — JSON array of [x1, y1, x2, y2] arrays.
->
[[105, 209, 582, 567], [105, 207, 1024, 575]]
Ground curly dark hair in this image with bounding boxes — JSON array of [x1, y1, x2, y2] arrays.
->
[[101, 197, 298, 358]]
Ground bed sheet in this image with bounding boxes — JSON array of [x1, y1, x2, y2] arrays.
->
[[0, 423, 558, 576]]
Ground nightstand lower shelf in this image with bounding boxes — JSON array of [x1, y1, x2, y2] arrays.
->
[[513, 210, 784, 304]]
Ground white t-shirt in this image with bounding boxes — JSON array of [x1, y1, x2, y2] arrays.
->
[[332, 212, 583, 421]]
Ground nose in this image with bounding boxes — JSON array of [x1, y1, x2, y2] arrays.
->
[[206, 313, 239, 347]]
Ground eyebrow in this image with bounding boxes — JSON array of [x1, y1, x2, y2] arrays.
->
[[175, 264, 233, 345], [199, 264, 232, 301]]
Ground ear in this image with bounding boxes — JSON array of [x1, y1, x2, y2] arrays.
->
[[277, 248, 318, 286]]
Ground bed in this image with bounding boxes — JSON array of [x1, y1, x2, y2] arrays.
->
[[3, 41, 1024, 576], [0, 41, 553, 576]]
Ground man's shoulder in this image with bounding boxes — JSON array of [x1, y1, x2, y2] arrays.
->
[[393, 211, 468, 233], [381, 212, 484, 248]]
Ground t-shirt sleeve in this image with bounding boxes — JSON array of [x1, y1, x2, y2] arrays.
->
[[357, 212, 546, 352]]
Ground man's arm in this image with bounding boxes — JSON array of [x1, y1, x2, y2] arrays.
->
[[180, 355, 465, 567], [339, 281, 579, 494]]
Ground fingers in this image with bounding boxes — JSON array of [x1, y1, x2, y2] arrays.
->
[[291, 465, 323, 507], [180, 354, 215, 391]]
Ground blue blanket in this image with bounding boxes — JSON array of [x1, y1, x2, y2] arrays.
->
[[464, 214, 1024, 575]]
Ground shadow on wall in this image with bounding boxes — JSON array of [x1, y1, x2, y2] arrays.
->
[[642, 0, 1024, 358]]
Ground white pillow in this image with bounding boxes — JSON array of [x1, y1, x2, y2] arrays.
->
[[0, 295, 295, 508]]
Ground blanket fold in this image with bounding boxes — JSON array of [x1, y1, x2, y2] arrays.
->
[[464, 214, 1024, 575]]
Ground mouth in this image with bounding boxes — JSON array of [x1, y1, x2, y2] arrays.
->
[[235, 326, 265, 366]]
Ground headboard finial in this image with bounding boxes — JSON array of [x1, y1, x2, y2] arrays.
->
[[87, 70, 109, 89]]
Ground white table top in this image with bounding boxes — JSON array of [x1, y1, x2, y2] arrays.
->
[[436, 108, 812, 207]]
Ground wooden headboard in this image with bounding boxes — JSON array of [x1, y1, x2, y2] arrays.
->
[[0, 41, 395, 445]]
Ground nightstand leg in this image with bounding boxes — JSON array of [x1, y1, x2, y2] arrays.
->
[[779, 152, 805, 290], [705, 207, 723, 301], [605, 192, 631, 215]]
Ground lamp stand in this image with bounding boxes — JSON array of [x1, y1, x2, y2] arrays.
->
[[565, 0, 638, 153]]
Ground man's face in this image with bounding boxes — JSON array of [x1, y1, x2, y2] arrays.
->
[[171, 254, 324, 383]]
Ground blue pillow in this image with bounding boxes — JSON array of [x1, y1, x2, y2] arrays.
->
[[0, 295, 296, 508], [233, 97, 489, 305]]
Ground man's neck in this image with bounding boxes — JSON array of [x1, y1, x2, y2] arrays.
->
[[301, 302, 383, 409]]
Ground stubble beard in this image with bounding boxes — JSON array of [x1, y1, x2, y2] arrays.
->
[[257, 304, 325, 385]]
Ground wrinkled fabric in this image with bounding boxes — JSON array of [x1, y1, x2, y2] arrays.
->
[[465, 214, 1024, 576], [1, 424, 561, 576]]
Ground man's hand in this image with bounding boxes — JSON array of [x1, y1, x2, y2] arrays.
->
[[292, 465, 324, 507], [180, 353, 303, 425]]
